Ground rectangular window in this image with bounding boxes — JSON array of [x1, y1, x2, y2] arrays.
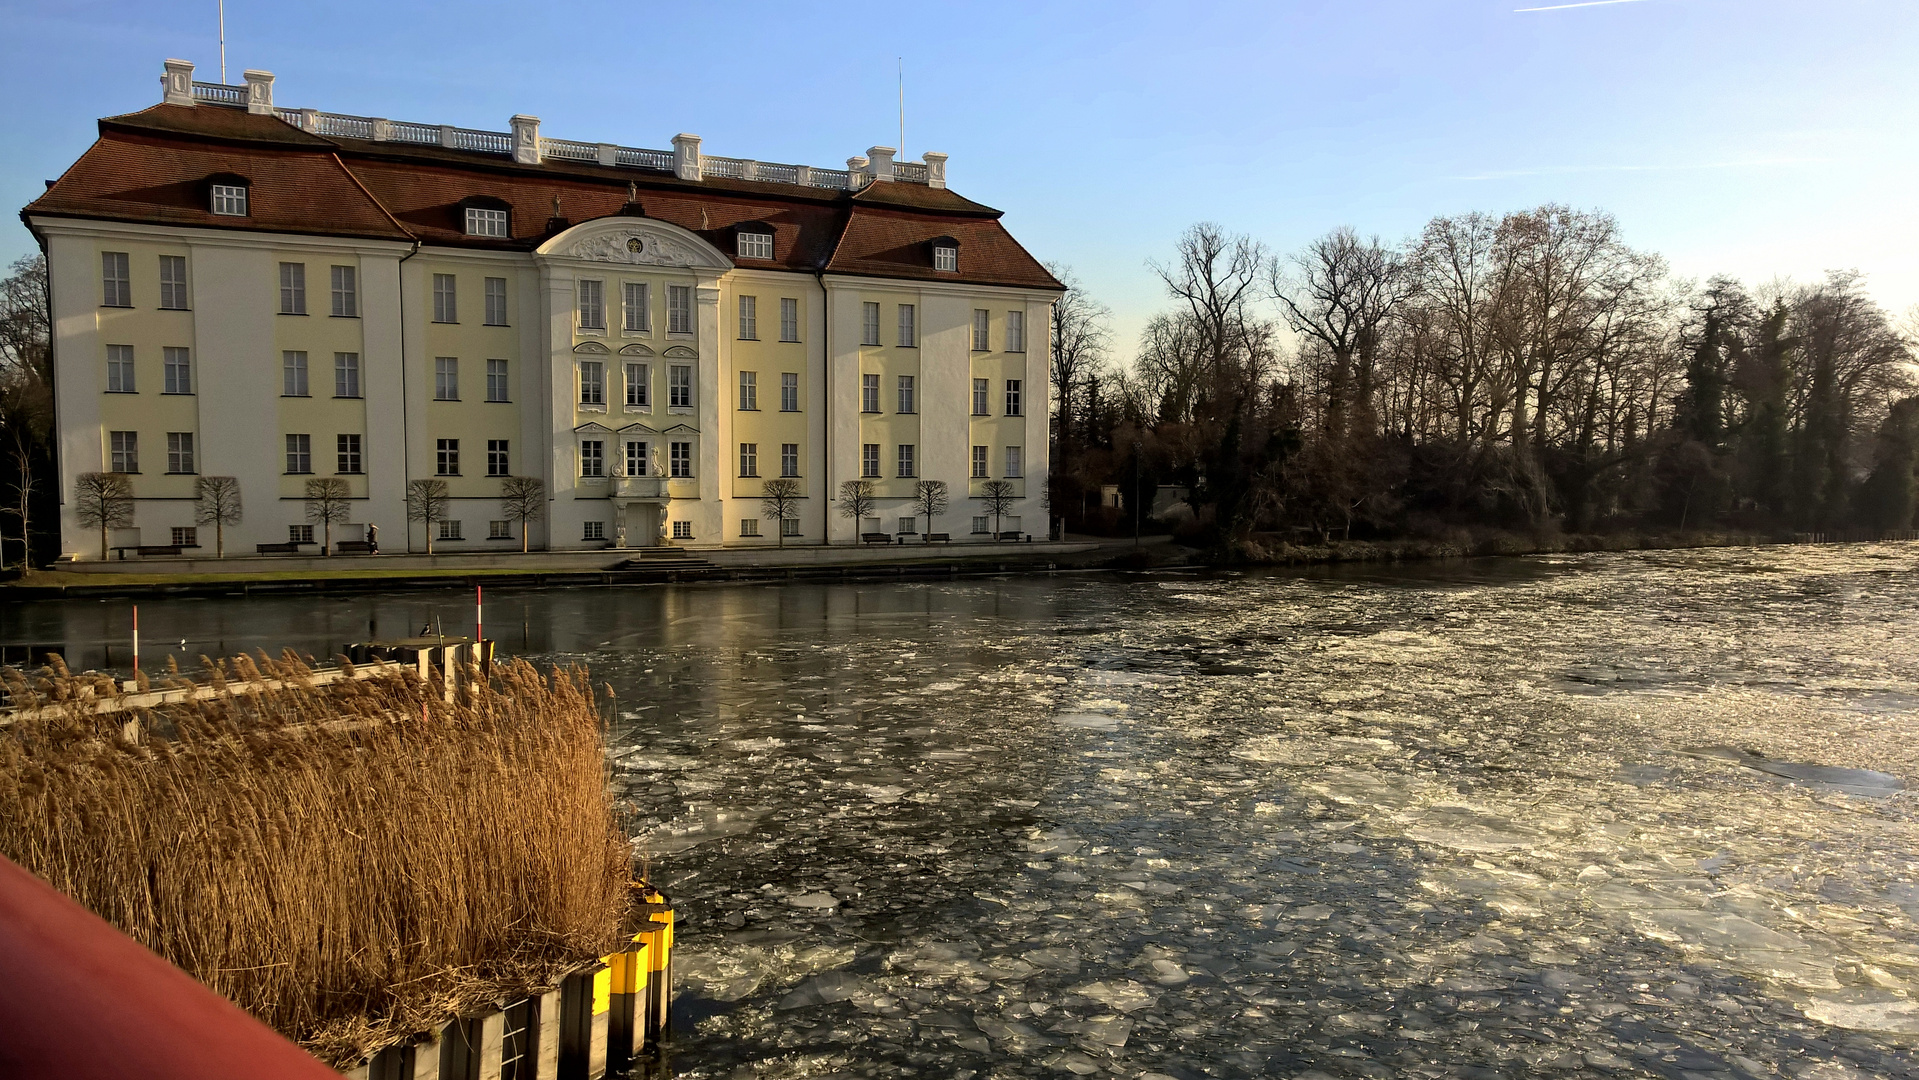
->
[[669, 441, 691, 478], [438, 519, 463, 541], [739, 442, 758, 477], [578, 280, 605, 330], [211, 184, 247, 216], [897, 375, 915, 414], [1006, 379, 1023, 416], [159, 256, 188, 310], [861, 302, 880, 346], [780, 371, 799, 412], [337, 433, 362, 474], [282, 351, 308, 396], [1006, 446, 1024, 478], [862, 443, 880, 477], [973, 378, 989, 416], [579, 360, 604, 406], [897, 516, 917, 535], [934, 245, 958, 272], [432, 273, 457, 323], [163, 347, 192, 394], [102, 252, 131, 307], [669, 365, 691, 408], [487, 439, 509, 476], [781, 518, 800, 537], [780, 442, 799, 477], [435, 357, 460, 401], [973, 309, 990, 351], [106, 345, 135, 392], [489, 519, 511, 539], [898, 304, 917, 347], [436, 438, 460, 476], [971, 445, 989, 478], [738, 295, 757, 340], [290, 524, 315, 544], [465, 207, 508, 237], [335, 353, 361, 398], [897, 443, 915, 478], [1007, 310, 1026, 352], [672, 520, 693, 539], [583, 520, 606, 540], [579, 440, 603, 477], [972, 515, 989, 534], [779, 297, 799, 342], [738, 370, 757, 411], [330, 265, 357, 317], [625, 362, 648, 407], [285, 433, 311, 474], [667, 285, 692, 334], [623, 282, 649, 331], [166, 432, 195, 474], [280, 263, 306, 314], [736, 232, 774, 260], [485, 277, 508, 325], [486, 359, 509, 402], [171, 526, 198, 547], [624, 440, 647, 476], [740, 518, 761, 537], [861, 373, 880, 413], [109, 431, 138, 472]]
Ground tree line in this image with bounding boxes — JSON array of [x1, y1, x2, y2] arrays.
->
[[1047, 206, 1919, 546]]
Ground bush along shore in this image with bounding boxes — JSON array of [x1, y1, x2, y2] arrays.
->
[[0, 653, 639, 1068], [1193, 528, 1813, 568]]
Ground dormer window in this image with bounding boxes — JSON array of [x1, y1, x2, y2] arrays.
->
[[736, 226, 774, 261], [211, 183, 248, 216], [465, 207, 509, 238], [932, 237, 959, 272]]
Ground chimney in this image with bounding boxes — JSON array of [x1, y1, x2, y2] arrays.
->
[[672, 134, 703, 181], [866, 145, 896, 183], [922, 151, 948, 190], [162, 59, 195, 106], [243, 70, 274, 115], [510, 115, 541, 165]]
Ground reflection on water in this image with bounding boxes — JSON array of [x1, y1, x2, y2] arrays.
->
[[6, 545, 1919, 1078]]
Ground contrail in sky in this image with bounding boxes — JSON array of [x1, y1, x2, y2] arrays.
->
[[1515, 0, 1650, 11]]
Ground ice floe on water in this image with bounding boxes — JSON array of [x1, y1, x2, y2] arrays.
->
[[577, 544, 1919, 1077]]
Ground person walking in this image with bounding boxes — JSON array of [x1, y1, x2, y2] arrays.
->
[[366, 523, 379, 555]]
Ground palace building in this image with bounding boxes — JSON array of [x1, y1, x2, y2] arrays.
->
[[24, 60, 1060, 558]]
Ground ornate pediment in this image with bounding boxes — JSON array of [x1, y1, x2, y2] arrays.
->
[[616, 422, 659, 435], [662, 423, 700, 434], [661, 345, 698, 359], [572, 341, 610, 354], [572, 422, 612, 434], [537, 217, 732, 271], [618, 343, 655, 356]]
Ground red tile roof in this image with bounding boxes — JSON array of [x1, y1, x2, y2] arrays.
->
[[24, 103, 1063, 291]]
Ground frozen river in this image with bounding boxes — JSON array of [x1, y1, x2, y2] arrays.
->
[[7, 545, 1919, 1078]]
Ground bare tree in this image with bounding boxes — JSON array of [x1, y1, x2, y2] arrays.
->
[[1044, 262, 1112, 447], [405, 478, 451, 554], [759, 478, 802, 547], [0, 255, 51, 568], [911, 479, 949, 539], [499, 475, 545, 553], [193, 476, 243, 558], [304, 477, 352, 555], [1273, 227, 1412, 442], [979, 479, 1018, 538], [74, 472, 133, 560], [837, 479, 877, 539]]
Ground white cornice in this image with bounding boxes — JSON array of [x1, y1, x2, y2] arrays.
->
[[536, 216, 732, 271], [820, 272, 1063, 302], [27, 216, 416, 257]]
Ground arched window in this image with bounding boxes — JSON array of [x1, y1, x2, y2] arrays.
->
[[459, 196, 512, 238], [930, 236, 959, 273], [735, 222, 775, 261], [207, 173, 249, 217]]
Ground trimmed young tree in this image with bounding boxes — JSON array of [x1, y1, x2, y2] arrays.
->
[[74, 471, 133, 560], [837, 479, 877, 541], [980, 479, 1019, 539], [304, 477, 352, 555], [193, 476, 243, 558], [759, 478, 802, 548], [912, 479, 949, 540], [499, 475, 545, 553], [405, 478, 451, 554]]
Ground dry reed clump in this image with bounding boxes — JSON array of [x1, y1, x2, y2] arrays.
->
[[0, 654, 633, 1067]]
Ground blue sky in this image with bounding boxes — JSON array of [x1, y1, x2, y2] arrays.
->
[[4, 0, 1915, 359]]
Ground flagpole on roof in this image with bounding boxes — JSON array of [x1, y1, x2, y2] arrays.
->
[[898, 57, 904, 159], [219, 0, 227, 83]]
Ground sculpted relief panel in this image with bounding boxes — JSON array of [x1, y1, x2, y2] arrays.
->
[[561, 230, 715, 269]]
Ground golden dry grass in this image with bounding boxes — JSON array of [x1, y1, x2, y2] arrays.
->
[[0, 654, 632, 1067]]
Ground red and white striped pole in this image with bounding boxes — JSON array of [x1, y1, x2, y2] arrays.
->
[[131, 604, 139, 680]]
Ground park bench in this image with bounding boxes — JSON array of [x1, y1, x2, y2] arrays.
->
[[333, 540, 375, 555], [860, 532, 893, 545], [923, 533, 951, 544], [995, 531, 1026, 542], [254, 541, 311, 555], [112, 544, 184, 559]]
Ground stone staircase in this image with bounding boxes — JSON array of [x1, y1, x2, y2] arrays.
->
[[604, 547, 718, 580]]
